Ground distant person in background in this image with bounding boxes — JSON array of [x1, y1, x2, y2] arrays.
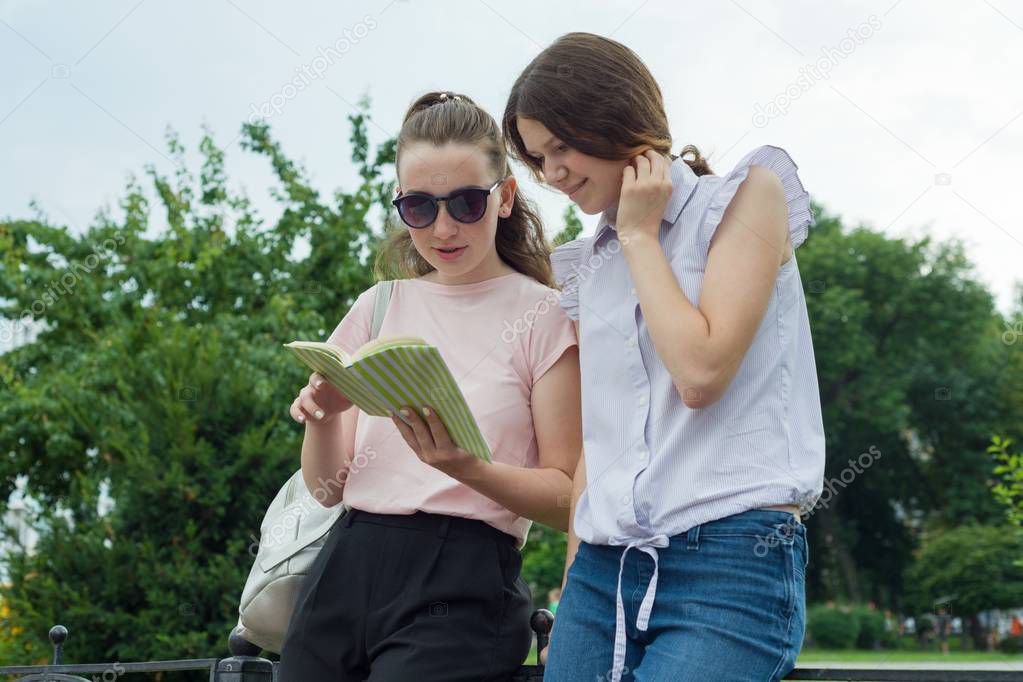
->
[[936, 607, 952, 654], [988, 623, 1000, 651]]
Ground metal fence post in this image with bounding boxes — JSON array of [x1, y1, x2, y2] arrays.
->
[[213, 629, 274, 682], [532, 608, 554, 663]]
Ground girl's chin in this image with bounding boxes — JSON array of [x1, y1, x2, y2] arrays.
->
[[574, 199, 605, 216], [572, 189, 610, 215], [430, 257, 474, 273]]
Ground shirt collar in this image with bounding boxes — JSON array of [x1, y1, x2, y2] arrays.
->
[[590, 155, 700, 254]]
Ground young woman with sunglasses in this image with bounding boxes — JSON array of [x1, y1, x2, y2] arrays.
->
[[503, 34, 825, 682], [278, 91, 582, 682]]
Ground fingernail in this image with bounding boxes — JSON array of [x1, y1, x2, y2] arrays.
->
[[314, 409, 324, 419], [297, 414, 305, 422], [399, 408, 410, 417], [315, 380, 323, 388], [423, 407, 431, 416]]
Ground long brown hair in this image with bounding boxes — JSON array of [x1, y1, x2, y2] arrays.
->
[[502, 32, 713, 183], [374, 91, 555, 288]]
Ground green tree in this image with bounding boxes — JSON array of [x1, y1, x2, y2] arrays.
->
[[905, 524, 1023, 649], [991, 436, 1023, 530], [520, 523, 567, 609], [0, 110, 391, 665], [988, 307, 1023, 532], [553, 205, 583, 246], [797, 205, 1015, 607]]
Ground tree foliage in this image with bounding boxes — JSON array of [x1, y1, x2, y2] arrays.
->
[[0, 110, 392, 664], [991, 436, 1023, 530], [794, 206, 1019, 606], [905, 524, 1023, 648]]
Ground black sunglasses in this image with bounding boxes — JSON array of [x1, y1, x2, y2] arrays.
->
[[392, 180, 503, 228]]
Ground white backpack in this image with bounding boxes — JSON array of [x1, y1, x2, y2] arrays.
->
[[234, 280, 393, 653]]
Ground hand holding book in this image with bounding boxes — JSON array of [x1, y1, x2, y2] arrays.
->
[[283, 336, 493, 463], [289, 371, 354, 424], [389, 404, 487, 479]]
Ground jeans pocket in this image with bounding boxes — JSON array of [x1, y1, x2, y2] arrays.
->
[[682, 533, 797, 646]]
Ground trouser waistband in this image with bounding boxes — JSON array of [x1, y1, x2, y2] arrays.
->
[[342, 507, 517, 546]]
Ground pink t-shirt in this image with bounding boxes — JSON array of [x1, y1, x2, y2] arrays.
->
[[325, 272, 577, 548]]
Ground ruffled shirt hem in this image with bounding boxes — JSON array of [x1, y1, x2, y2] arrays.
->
[[550, 239, 586, 321]]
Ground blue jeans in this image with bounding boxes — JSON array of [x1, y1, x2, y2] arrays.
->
[[544, 510, 807, 682]]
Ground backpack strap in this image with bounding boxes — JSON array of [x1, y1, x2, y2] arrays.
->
[[371, 280, 393, 340]]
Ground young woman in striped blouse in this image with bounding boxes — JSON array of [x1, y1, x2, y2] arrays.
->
[[504, 33, 826, 682]]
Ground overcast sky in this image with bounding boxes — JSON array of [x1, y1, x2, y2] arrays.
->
[[2, 0, 1021, 321]]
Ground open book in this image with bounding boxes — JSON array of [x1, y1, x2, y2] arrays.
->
[[283, 336, 492, 463]]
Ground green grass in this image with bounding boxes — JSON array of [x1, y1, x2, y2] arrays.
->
[[797, 649, 1020, 663], [524, 645, 1021, 666]]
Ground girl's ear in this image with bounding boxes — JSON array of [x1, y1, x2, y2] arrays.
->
[[499, 176, 517, 217]]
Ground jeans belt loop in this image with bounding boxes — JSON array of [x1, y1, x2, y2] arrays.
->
[[686, 524, 700, 551]]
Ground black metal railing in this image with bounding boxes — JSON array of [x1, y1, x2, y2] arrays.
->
[[0, 625, 221, 681], [2, 613, 1021, 681], [0, 611, 553, 682]]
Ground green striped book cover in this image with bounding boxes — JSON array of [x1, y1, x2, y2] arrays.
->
[[283, 337, 493, 463]]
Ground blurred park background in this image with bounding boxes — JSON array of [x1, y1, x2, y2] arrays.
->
[[2, 0, 1023, 670]]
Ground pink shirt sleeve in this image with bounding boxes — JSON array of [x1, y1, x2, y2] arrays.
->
[[527, 292, 578, 385], [320, 285, 377, 469], [325, 286, 375, 354]]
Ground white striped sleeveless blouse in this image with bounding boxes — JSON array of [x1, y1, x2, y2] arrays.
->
[[551, 145, 826, 682]]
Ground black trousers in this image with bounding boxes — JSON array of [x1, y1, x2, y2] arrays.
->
[[278, 507, 533, 681]]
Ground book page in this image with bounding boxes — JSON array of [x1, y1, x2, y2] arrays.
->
[[283, 341, 352, 366], [283, 341, 392, 416], [351, 336, 428, 363], [284, 338, 493, 462], [348, 344, 492, 462]]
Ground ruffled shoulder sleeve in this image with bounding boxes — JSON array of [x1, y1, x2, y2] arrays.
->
[[549, 237, 586, 322], [701, 145, 813, 251]]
